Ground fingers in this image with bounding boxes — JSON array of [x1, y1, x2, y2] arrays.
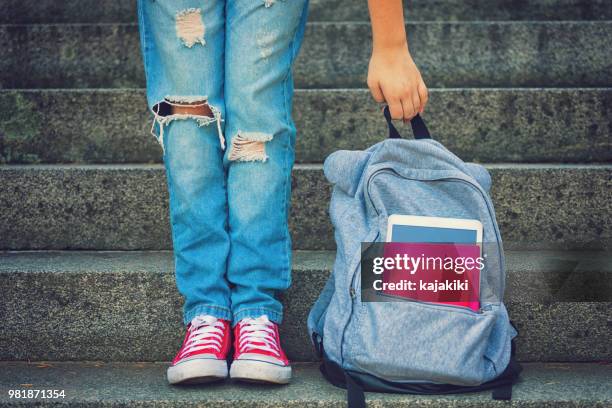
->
[[380, 83, 409, 121], [386, 93, 416, 122], [401, 96, 416, 123], [418, 81, 429, 114], [371, 79, 428, 121], [398, 84, 427, 121], [388, 98, 404, 121], [367, 78, 385, 103], [412, 90, 422, 118]]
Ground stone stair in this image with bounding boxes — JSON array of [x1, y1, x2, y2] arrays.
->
[[1, 89, 611, 164], [2, 0, 612, 23], [0, 164, 610, 250], [0, 0, 610, 406], [2, 22, 612, 88], [1, 250, 610, 363], [1, 362, 610, 407]]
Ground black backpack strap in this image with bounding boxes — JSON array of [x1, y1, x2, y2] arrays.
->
[[319, 352, 366, 408], [319, 353, 346, 388], [383, 105, 431, 140], [492, 382, 512, 400], [491, 355, 522, 400], [491, 334, 522, 400], [345, 371, 366, 408]]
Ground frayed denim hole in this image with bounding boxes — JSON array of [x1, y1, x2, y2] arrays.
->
[[175, 8, 206, 48], [150, 97, 225, 152], [228, 132, 273, 163]]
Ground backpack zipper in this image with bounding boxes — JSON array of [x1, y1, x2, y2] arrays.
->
[[339, 230, 379, 363]]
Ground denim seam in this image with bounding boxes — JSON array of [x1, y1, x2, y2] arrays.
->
[[278, 2, 306, 289], [191, 305, 231, 311], [233, 307, 283, 324], [184, 304, 232, 324], [234, 306, 281, 312], [186, 305, 232, 313], [280, 78, 290, 288], [137, 1, 149, 84]]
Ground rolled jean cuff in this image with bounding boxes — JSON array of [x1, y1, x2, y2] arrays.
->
[[183, 304, 232, 325], [232, 307, 283, 327]]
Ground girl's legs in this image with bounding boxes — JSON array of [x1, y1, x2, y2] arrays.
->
[[138, 0, 230, 324], [138, 0, 310, 384], [224, 0, 309, 328], [223, 0, 309, 383], [138, 0, 234, 384]]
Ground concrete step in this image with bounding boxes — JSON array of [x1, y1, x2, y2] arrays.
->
[[0, 164, 609, 251], [1, 22, 611, 89], [1, 88, 610, 165], [4, 0, 612, 23], [0, 362, 611, 407], [0, 250, 610, 362]]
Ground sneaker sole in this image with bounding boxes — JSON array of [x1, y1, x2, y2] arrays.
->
[[230, 359, 291, 384], [167, 358, 228, 385]]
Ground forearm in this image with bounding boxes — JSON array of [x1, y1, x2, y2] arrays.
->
[[367, 0, 408, 52], [366, 0, 428, 120]]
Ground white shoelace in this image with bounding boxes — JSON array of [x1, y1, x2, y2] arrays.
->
[[178, 315, 225, 359], [238, 315, 280, 357]]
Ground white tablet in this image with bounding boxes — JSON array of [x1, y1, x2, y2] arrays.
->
[[383, 215, 484, 311], [386, 214, 483, 244]]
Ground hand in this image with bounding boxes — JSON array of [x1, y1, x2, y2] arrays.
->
[[367, 45, 428, 122]]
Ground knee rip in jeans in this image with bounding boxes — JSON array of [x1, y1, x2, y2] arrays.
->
[[150, 96, 224, 153], [175, 8, 206, 48], [228, 131, 273, 163]]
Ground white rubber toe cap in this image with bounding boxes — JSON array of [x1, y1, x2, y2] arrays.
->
[[230, 356, 291, 384], [167, 356, 228, 385]]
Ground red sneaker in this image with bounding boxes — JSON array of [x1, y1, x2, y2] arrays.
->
[[230, 315, 291, 384], [167, 315, 230, 384]]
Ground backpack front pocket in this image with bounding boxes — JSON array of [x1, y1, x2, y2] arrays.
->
[[345, 300, 499, 386]]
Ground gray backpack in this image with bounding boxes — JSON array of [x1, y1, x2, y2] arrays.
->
[[307, 107, 521, 407]]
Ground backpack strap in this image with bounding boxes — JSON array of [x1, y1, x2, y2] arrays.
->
[[492, 322, 522, 400], [320, 359, 365, 408], [383, 105, 431, 140], [491, 356, 521, 400], [345, 371, 366, 408]]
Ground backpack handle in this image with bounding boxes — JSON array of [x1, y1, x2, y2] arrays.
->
[[383, 105, 431, 140]]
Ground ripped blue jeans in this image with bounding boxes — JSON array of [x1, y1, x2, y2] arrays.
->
[[137, 0, 309, 326]]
